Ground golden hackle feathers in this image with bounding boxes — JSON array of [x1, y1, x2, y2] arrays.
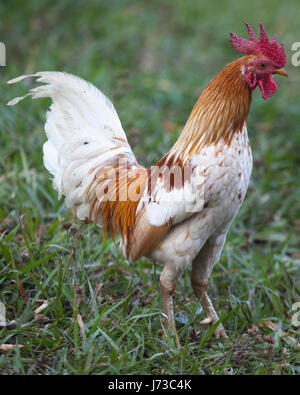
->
[[167, 56, 253, 163]]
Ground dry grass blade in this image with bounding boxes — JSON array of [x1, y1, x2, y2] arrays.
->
[[0, 320, 18, 329], [88, 282, 103, 308], [17, 277, 28, 303], [77, 313, 86, 348], [0, 344, 24, 354], [34, 300, 49, 315], [263, 320, 300, 348]]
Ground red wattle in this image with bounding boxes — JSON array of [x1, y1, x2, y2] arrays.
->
[[258, 74, 277, 100]]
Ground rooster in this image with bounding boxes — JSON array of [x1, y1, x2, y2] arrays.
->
[[8, 23, 287, 348]]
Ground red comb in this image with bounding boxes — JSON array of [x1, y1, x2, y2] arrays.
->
[[230, 23, 286, 68]]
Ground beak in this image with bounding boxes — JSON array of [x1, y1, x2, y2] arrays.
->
[[273, 68, 288, 77]]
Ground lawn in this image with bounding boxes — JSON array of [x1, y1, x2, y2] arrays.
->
[[0, 0, 299, 375]]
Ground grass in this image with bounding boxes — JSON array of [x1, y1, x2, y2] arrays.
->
[[0, 0, 299, 375]]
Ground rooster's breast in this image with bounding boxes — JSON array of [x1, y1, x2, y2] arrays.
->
[[150, 125, 252, 268]]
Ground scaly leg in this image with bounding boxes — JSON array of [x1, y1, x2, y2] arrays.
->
[[191, 281, 228, 338], [191, 230, 229, 339], [160, 265, 181, 349]]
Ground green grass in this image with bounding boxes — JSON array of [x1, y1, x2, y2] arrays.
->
[[0, 0, 299, 375]]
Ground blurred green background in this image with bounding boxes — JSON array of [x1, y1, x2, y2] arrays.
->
[[0, 0, 299, 374]]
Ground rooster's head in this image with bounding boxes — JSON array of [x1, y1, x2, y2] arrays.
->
[[230, 23, 287, 100]]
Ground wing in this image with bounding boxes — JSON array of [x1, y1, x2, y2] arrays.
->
[[125, 154, 206, 261]]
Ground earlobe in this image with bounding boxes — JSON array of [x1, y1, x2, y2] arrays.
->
[[245, 71, 257, 89]]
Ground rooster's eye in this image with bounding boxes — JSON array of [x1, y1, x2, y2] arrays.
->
[[260, 62, 266, 68]]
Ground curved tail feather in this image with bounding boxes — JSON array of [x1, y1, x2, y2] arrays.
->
[[8, 72, 146, 237]]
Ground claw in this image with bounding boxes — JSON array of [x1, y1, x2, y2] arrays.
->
[[214, 325, 228, 339], [200, 316, 213, 325], [199, 316, 228, 338]]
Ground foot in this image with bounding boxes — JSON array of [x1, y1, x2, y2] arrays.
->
[[214, 323, 228, 339], [200, 316, 228, 338]]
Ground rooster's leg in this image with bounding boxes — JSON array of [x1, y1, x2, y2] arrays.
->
[[160, 265, 181, 349], [191, 231, 229, 339], [193, 284, 227, 339]]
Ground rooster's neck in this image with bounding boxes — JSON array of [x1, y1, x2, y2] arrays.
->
[[169, 56, 253, 162]]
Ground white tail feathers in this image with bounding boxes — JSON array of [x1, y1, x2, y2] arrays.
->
[[8, 71, 137, 221]]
